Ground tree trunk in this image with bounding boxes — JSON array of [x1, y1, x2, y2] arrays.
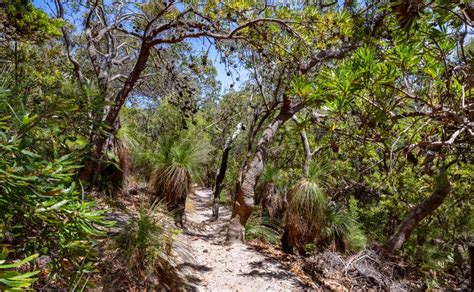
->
[[212, 123, 243, 219], [80, 42, 152, 183], [226, 102, 303, 243], [299, 129, 312, 176], [384, 168, 451, 251]]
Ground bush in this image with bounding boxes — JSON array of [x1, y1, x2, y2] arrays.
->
[[0, 89, 114, 288], [245, 214, 281, 245], [112, 205, 184, 289]]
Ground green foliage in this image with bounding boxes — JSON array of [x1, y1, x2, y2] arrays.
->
[[321, 204, 367, 252], [3, 0, 63, 40], [0, 248, 39, 289], [245, 214, 281, 245], [0, 0, 469, 287], [261, 164, 281, 184], [113, 205, 183, 288], [0, 86, 113, 287], [219, 189, 230, 205], [121, 102, 212, 182]]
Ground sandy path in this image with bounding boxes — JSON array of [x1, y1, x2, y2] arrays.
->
[[176, 188, 308, 291]]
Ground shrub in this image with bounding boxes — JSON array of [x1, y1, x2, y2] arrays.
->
[[283, 178, 327, 254], [112, 205, 184, 289], [0, 89, 114, 288]]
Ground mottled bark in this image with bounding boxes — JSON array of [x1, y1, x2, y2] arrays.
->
[[384, 168, 451, 251], [80, 42, 152, 183], [300, 129, 312, 176], [227, 101, 304, 243], [212, 123, 244, 219]]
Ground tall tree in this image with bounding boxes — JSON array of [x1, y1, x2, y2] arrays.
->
[[55, 0, 311, 183], [226, 3, 375, 242]]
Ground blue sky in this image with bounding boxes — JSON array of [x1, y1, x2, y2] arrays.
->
[[188, 38, 248, 91], [33, 0, 248, 93]]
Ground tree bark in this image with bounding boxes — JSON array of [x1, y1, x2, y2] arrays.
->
[[299, 129, 312, 176], [384, 167, 451, 251], [226, 101, 303, 243], [80, 42, 152, 183], [212, 123, 243, 219]]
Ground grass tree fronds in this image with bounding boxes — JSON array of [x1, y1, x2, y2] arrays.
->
[[148, 137, 208, 227], [149, 138, 203, 203], [258, 165, 287, 219], [285, 179, 328, 251], [321, 203, 367, 253], [307, 160, 332, 181], [289, 180, 327, 222], [113, 206, 186, 289]]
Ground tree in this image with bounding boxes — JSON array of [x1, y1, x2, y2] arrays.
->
[[212, 122, 244, 219], [227, 3, 376, 242], [54, 0, 321, 184], [319, 1, 473, 251]]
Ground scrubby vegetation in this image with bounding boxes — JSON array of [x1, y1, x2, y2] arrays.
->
[[0, 0, 472, 289], [110, 205, 183, 289]]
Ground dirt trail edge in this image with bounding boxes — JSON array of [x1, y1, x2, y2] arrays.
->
[[176, 188, 309, 291]]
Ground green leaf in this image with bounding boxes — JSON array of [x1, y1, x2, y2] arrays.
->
[[0, 254, 38, 269]]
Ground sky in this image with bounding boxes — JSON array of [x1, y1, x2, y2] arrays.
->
[[188, 38, 248, 92], [32, 0, 249, 94]]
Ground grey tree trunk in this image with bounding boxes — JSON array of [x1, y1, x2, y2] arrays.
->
[[384, 168, 451, 251], [212, 123, 244, 219], [227, 101, 303, 243], [299, 129, 313, 176]]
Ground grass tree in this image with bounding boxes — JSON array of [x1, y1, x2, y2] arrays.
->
[[282, 174, 327, 255], [112, 204, 185, 289], [149, 138, 204, 227], [282, 164, 366, 254]]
